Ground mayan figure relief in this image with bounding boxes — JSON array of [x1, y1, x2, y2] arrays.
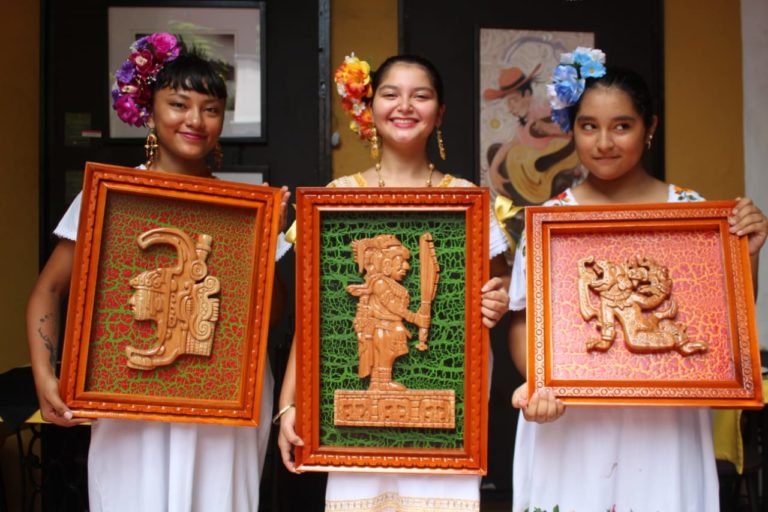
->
[[125, 227, 221, 370], [577, 255, 708, 356], [334, 233, 456, 429]]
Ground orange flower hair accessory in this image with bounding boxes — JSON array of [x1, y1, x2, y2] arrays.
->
[[334, 53, 374, 140]]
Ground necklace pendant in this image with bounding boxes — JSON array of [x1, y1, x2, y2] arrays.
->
[[375, 162, 434, 187], [375, 162, 385, 187]]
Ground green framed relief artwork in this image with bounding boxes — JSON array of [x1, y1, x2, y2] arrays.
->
[[294, 187, 490, 474]]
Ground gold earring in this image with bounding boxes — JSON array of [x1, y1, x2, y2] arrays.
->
[[370, 127, 380, 160], [213, 142, 223, 171], [145, 128, 158, 168], [437, 128, 447, 161], [646, 134, 653, 150]]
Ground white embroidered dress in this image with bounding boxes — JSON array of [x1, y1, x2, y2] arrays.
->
[[321, 173, 508, 512], [508, 185, 720, 512], [55, 184, 279, 512]]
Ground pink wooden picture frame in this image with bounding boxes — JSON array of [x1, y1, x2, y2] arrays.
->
[[526, 201, 763, 408]]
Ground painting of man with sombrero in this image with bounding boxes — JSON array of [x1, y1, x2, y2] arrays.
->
[[479, 28, 594, 249]]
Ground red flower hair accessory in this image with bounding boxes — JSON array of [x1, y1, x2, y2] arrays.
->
[[111, 32, 182, 127]]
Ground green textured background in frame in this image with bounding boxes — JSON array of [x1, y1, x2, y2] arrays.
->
[[318, 210, 467, 449]]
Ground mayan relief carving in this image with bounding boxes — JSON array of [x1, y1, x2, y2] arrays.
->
[[126, 227, 221, 370], [334, 233, 455, 428], [577, 255, 707, 355]]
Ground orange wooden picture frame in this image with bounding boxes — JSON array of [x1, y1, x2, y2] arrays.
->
[[59, 162, 282, 425], [294, 187, 490, 473], [526, 201, 763, 408]]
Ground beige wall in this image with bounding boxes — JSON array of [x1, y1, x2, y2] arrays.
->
[[331, 0, 398, 179], [665, 0, 744, 198], [1, 3, 39, 372]]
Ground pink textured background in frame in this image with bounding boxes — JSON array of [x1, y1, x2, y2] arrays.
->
[[548, 227, 734, 382]]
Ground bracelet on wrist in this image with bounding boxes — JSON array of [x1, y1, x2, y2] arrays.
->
[[272, 403, 295, 425]]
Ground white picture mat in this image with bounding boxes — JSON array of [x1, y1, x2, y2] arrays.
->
[[213, 172, 264, 185]]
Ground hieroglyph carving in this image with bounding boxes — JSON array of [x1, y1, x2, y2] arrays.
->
[[577, 255, 707, 355], [126, 227, 221, 370], [334, 233, 455, 428]]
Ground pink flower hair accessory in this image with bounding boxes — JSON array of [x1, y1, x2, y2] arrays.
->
[[111, 32, 182, 127]]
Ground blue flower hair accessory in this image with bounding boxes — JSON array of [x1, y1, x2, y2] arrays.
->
[[547, 47, 606, 133]]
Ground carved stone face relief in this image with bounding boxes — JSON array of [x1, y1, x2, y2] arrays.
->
[[334, 233, 456, 429], [128, 286, 156, 320], [125, 227, 221, 370], [577, 255, 708, 355]]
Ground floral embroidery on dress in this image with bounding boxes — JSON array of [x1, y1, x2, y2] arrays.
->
[[524, 505, 623, 512], [672, 185, 704, 202], [326, 491, 479, 512], [548, 190, 572, 205]]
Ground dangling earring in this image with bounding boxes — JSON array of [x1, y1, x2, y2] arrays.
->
[[370, 126, 380, 160], [646, 134, 654, 150], [436, 128, 447, 161], [145, 128, 158, 168], [213, 142, 223, 171]]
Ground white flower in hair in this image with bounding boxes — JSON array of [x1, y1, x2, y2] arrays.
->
[[590, 48, 606, 63], [573, 47, 606, 64], [546, 84, 569, 110]]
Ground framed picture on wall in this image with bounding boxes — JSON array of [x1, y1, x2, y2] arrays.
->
[[214, 164, 270, 186], [477, 28, 593, 251], [107, 2, 265, 141], [525, 201, 763, 408], [59, 163, 283, 425], [293, 187, 490, 473]]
